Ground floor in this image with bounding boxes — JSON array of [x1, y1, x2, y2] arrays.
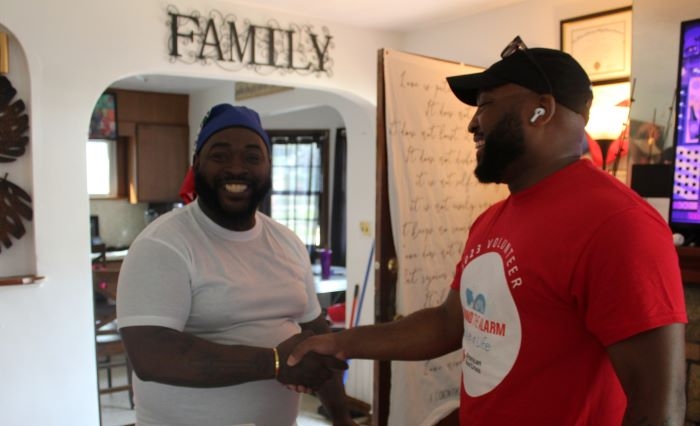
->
[[98, 355, 335, 426]]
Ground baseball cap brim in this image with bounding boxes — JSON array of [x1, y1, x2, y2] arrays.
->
[[447, 72, 508, 106]]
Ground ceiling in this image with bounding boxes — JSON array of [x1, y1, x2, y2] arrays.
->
[[111, 0, 523, 95]]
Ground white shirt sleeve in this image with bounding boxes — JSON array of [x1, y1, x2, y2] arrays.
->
[[116, 237, 192, 331]]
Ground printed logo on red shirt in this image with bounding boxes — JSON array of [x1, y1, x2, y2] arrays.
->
[[460, 251, 522, 397]]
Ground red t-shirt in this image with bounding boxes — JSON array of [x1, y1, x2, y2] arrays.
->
[[451, 160, 687, 425]]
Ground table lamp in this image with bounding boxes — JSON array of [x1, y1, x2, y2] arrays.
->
[[585, 101, 630, 173]]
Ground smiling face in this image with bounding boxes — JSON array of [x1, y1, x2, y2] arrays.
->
[[193, 127, 272, 231]]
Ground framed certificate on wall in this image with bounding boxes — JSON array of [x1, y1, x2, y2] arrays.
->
[[561, 7, 632, 83]]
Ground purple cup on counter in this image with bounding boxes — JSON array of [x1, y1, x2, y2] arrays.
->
[[318, 248, 333, 279]]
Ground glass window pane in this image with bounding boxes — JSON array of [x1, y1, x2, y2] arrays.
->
[[270, 193, 320, 246], [269, 135, 323, 246], [273, 166, 296, 191], [86, 139, 117, 196]]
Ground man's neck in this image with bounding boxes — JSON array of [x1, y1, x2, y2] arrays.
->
[[197, 198, 257, 231], [507, 155, 580, 193]]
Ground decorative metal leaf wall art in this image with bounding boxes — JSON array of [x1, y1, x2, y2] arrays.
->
[[0, 173, 32, 251], [0, 76, 29, 162], [0, 75, 32, 253]]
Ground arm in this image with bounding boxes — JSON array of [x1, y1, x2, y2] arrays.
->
[[120, 325, 344, 389], [120, 325, 275, 387], [300, 314, 355, 426], [607, 323, 686, 426], [289, 288, 463, 364]]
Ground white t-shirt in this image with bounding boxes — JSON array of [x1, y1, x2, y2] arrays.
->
[[117, 202, 321, 426]]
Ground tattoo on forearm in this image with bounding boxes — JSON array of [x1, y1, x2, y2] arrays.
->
[[187, 352, 270, 383], [156, 329, 273, 384]]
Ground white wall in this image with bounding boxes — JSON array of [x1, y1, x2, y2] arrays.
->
[[402, 0, 631, 67]]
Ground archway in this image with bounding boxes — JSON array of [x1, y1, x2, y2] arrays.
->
[[86, 73, 377, 421]]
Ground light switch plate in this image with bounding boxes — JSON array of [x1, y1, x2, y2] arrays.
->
[[359, 221, 371, 236]]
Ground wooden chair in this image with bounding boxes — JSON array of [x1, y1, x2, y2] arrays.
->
[[93, 263, 134, 408]]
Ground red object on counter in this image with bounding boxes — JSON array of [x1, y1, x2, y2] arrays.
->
[[327, 302, 345, 323]]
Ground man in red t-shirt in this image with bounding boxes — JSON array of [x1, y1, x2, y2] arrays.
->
[[289, 36, 687, 425]]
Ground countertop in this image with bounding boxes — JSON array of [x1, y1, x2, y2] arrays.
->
[[91, 249, 129, 263]]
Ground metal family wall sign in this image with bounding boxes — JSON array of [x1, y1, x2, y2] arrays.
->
[[166, 5, 335, 77]]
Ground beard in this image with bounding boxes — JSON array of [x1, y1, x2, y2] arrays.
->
[[474, 111, 526, 184], [194, 170, 272, 224]]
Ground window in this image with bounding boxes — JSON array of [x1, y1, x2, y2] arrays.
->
[[266, 130, 329, 249], [86, 139, 118, 198]]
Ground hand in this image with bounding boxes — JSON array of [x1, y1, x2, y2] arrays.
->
[[287, 332, 346, 367], [276, 332, 348, 390]]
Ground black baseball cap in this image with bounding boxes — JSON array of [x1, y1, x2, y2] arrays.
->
[[447, 45, 593, 117]]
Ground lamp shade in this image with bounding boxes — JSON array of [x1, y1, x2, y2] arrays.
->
[[586, 103, 629, 140], [585, 127, 629, 168]]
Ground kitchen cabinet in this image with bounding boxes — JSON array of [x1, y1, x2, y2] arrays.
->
[[129, 124, 189, 203], [115, 89, 188, 125], [112, 89, 190, 203]]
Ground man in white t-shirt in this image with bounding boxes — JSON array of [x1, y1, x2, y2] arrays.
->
[[117, 104, 355, 426]]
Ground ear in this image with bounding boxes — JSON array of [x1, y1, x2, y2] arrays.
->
[[581, 98, 593, 125], [529, 95, 556, 125]]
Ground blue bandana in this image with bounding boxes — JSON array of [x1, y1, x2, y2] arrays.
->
[[180, 104, 271, 204], [194, 104, 271, 154]]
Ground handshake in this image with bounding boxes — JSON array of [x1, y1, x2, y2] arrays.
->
[[274, 331, 345, 390]]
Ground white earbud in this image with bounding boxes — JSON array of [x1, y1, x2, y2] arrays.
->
[[673, 233, 685, 246], [529, 107, 546, 123]]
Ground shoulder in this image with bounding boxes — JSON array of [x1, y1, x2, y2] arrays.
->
[[258, 212, 310, 257], [129, 204, 200, 257], [553, 160, 664, 224], [259, 213, 300, 239], [570, 166, 676, 263], [471, 197, 510, 228], [141, 204, 196, 237]]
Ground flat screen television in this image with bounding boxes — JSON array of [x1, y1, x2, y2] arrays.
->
[[669, 17, 700, 242]]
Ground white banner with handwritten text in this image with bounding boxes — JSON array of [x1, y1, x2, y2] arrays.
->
[[383, 49, 509, 426]]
